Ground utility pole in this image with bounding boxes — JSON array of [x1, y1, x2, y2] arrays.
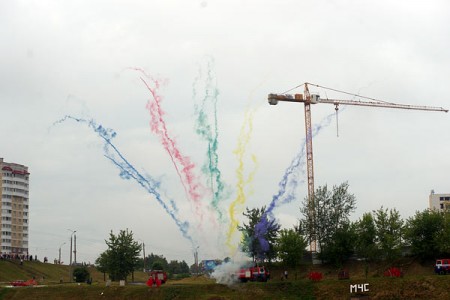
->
[[74, 233, 77, 265], [194, 247, 199, 274], [70, 236, 72, 266], [142, 242, 146, 272], [68, 229, 76, 282], [58, 242, 66, 264]]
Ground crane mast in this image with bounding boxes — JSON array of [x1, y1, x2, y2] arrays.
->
[[302, 84, 316, 252], [268, 82, 448, 255]]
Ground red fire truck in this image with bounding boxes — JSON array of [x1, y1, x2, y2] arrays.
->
[[149, 270, 168, 284], [237, 266, 270, 282]]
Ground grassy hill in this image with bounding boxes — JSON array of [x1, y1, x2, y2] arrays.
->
[[1, 258, 450, 299], [0, 260, 148, 284]]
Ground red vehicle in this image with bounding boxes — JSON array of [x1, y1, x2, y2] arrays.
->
[[237, 266, 270, 282], [149, 270, 168, 284], [10, 279, 38, 286], [435, 258, 450, 275]]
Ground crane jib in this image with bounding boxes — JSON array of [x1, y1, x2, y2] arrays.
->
[[267, 94, 448, 112]]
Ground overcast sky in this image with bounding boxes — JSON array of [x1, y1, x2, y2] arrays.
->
[[1, 0, 449, 266]]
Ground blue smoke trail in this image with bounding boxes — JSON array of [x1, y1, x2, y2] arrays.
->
[[53, 115, 194, 245], [254, 111, 338, 253]]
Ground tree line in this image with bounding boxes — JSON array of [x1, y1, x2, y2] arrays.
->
[[94, 182, 450, 281], [239, 182, 450, 267]]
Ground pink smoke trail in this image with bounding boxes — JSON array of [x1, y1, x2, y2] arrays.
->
[[132, 68, 206, 222]]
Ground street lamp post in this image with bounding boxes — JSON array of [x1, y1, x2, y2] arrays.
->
[[58, 242, 66, 264], [138, 239, 146, 272], [68, 229, 77, 282]]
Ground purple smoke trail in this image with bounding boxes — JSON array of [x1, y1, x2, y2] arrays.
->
[[254, 112, 337, 253], [53, 115, 194, 245]]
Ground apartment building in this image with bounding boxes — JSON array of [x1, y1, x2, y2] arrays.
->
[[429, 190, 450, 212], [0, 158, 30, 255]]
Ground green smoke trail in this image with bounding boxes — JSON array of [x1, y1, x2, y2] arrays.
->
[[193, 57, 228, 221]]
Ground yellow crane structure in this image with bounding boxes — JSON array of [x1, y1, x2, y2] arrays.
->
[[268, 82, 448, 253]]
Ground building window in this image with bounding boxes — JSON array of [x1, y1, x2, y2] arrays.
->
[[441, 203, 444, 209]]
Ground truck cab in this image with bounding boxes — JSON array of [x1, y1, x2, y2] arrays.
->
[[435, 259, 450, 275]]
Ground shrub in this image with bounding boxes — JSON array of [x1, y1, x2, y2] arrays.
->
[[73, 266, 90, 283]]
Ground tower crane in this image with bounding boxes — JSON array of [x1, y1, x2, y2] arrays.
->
[[268, 82, 448, 253]]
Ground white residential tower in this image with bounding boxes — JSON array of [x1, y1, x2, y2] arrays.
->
[[0, 158, 30, 256]]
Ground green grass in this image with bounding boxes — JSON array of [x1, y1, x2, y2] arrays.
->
[[1, 259, 449, 299], [0, 282, 315, 300]]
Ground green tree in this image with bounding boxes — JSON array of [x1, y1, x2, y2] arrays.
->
[[95, 251, 109, 281], [179, 260, 190, 274], [152, 261, 165, 270], [300, 182, 356, 263], [168, 260, 180, 274], [277, 227, 307, 267], [355, 213, 379, 261], [437, 212, 450, 255], [167, 260, 190, 275], [238, 206, 280, 262], [405, 209, 448, 260], [73, 266, 90, 283], [146, 253, 169, 271], [95, 229, 141, 281], [373, 207, 404, 262], [322, 222, 356, 267]]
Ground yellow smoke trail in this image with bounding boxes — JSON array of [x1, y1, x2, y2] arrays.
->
[[225, 74, 271, 254], [225, 108, 259, 253]]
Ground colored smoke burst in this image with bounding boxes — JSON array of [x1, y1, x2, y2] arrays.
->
[[53, 62, 337, 268]]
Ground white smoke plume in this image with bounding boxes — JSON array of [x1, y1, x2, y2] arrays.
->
[[211, 260, 245, 285]]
